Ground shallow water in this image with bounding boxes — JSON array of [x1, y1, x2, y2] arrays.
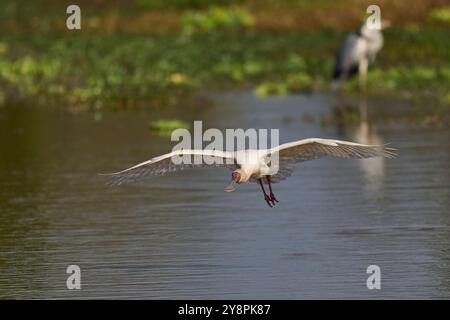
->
[[0, 92, 449, 299]]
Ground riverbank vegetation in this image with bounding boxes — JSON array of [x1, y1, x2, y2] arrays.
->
[[0, 0, 448, 110]]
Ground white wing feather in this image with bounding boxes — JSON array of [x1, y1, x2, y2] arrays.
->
[[270, 138, 396, 164], [101, 149, 236, 185]]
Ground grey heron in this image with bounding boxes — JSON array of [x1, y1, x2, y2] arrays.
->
[[102, 138, 396, 207], [332, 21, 390, 90]]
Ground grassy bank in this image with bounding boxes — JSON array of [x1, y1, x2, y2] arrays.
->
[[0, 1, 449, 110]]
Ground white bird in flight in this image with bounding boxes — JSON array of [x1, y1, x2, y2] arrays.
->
[[102, 138, 396, 207]]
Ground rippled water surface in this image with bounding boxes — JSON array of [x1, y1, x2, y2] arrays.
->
[[0, 92, 449, 299]]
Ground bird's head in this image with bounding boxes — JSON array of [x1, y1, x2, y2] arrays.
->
[[361, 19, 391, 34], [224, 169, 244, 192]]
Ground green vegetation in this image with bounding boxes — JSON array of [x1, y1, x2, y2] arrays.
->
[[149, 119, 191, 136], [429, 7, 450, 24], [136, 0, 244, 10], [0, 0, 448, 110], [181, 6, 254, 34]]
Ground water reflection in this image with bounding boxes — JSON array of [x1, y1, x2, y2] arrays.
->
[[0, 92, 449, 299], [332, 94, 386, 192]]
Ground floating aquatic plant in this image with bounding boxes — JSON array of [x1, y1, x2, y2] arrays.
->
[[149, 119, 191, 137]]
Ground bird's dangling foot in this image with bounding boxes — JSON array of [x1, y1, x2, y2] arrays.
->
[[269, 193, 279, 203], [259, 178, 274, 208], [264, 194, 274, 208], [266, 175, 279, 205]]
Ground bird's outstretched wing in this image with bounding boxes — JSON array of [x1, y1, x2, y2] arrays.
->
[[269, 138, 397, 166], [100, 149, 237, 185], [266, 165, 295, 184]]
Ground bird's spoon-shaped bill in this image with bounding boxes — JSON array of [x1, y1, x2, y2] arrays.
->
[[224, 180, 237, 192]]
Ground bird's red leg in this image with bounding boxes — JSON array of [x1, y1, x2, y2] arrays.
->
[[266, 175, 279, 203], [258, 178, 273, 208]]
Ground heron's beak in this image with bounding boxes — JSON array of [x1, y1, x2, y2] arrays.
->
[[224, 180, 237, 192]]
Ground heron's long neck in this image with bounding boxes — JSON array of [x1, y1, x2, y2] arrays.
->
[[360, 26, 382, 40]]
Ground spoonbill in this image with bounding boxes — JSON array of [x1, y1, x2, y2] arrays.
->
[[102, 138, 396, 207]]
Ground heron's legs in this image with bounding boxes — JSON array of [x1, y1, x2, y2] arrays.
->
[[258, 178, 273, 208], [266, 175, 279, 203], [358, 58, 368, 92]]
